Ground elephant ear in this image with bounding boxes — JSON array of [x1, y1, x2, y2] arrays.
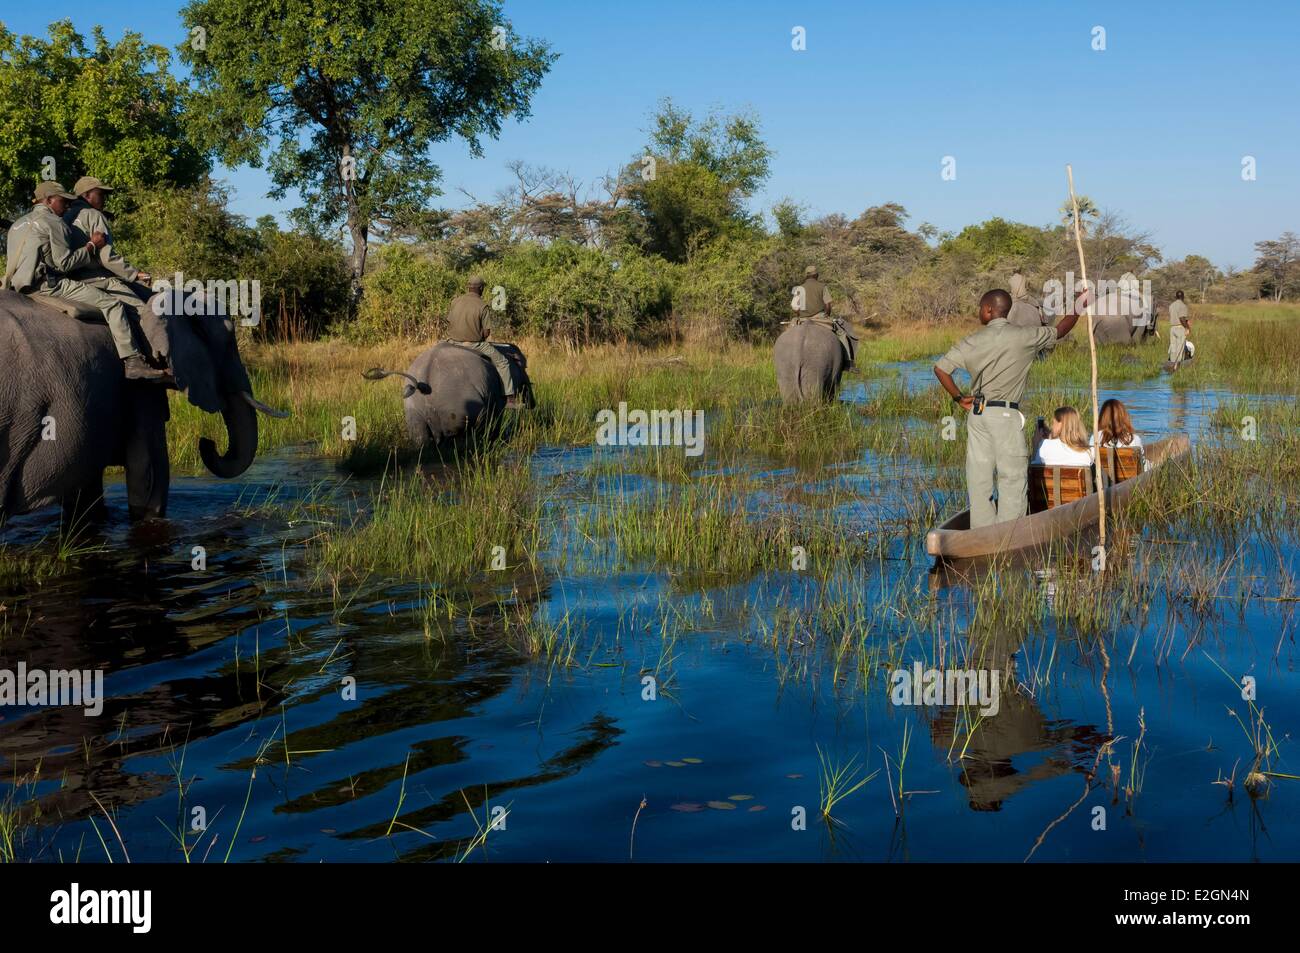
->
[[144, 307, 224, 413]]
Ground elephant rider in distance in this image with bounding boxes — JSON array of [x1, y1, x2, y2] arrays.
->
[[791, 264, 857, 364], [444, 276, 520, 406], [3, 181, 169, 382]]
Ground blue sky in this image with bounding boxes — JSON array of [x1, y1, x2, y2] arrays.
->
[[6, 0, 1297, 267]]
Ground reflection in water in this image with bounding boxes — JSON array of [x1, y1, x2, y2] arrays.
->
[[921, 624, 1107, 813]]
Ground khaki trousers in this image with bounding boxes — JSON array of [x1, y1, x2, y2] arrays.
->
[[1167, 325, 1188, 365], [966, 408, 1028, 529], [39, 277, 143, 359], [453, 339, 515, 396]]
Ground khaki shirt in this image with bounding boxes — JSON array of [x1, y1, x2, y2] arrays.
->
[[795, 278, 832, 318], [64, 199, 139, 282], [936, 317, 1059, 404], [445, 291, 493, 342], [1168, 300, 1189, 326], [2, 204, 97, 293], [1007, 299, 1045, 328]]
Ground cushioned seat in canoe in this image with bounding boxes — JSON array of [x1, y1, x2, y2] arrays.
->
[[1028, 464, 1095, 512]]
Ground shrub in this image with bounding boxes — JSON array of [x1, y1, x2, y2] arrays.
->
[[350, 244, 462, 342], [480, 241, 675, 344]]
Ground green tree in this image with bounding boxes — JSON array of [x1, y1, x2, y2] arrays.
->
[[623, 100, 773, 262], [646, 98, 771, 195], [179, 0, 555, 299], [1253, 232, 1300, 301], [0, 20, 205, 218], [771, 199, 805, 239], [941, 217, 1048, 271]]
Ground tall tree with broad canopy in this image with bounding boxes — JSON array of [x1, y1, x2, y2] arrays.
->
[[178, 0, 555, 300], [0, 20, 205, 220]]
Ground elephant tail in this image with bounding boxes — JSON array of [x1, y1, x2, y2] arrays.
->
[[363, 367, 431, 398]]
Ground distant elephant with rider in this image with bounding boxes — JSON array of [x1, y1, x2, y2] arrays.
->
[[366, 340, 535, 445]]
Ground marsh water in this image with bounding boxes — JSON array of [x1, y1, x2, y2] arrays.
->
[[2, 362, 1296, 862]]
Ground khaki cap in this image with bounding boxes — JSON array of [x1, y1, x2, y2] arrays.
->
[[34, 181, 77, 201], [72, 176, 114, 197], [804, 265, 818, 277]]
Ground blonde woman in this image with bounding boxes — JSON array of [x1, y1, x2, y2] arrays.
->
[[1031, 406, 1093, 467]]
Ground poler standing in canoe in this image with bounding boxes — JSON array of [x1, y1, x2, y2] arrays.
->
[[1167, 290, 1191, 368], [933, 287, 1086, 528]]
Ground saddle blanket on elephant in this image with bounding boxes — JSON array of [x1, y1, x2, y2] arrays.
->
[[444, 339, 528, 395], [789, 316, 858, 365]]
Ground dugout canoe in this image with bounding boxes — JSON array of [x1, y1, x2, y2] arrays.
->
[[925, 434, 1190, 560]]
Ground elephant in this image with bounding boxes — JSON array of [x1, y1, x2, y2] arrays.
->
[[774, 321, 849, 403], [366, 340, 535, 445], [1088, 280, 1149, 344], [0, 288, 286, 523]]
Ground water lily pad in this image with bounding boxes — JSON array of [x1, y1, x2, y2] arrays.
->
[[707, 800, 738, 811], [728, 794, 754, 801], [748, 805, 766, 812], [644, 760, 664, 768], [665, 761, 687, 767], [671, 802, 705, 813], [785, 773, 803, 779], [681, 757, 703, 764]]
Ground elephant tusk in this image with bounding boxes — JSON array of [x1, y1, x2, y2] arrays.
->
[[241, 391, 290, 418]]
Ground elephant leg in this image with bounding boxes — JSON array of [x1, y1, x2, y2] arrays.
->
[[61, 478, 107, 528], [125, 386, 170, 520]]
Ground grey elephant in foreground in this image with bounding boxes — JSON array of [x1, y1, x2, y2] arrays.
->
[[0, 289, 287, 522], [774, 321, 851, 403], [366, 341, 535, 444]]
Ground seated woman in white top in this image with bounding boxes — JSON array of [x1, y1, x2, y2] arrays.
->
[[1090, 398, 1148, 471], [1031, 406, 1094, 467]]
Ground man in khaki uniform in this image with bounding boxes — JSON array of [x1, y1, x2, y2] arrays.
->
[[793, 264, 857, 364], [1166, 290, 1191, 367], [934, 288, 1083, 528], [795, 264, 832, 319], [4, 181, 166, 381], [445, 276, 516, 400], [1006, 273, 1045, 328], [64, 176, 152, 292]]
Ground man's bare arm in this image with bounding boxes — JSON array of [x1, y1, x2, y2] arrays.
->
[[934, 366, 974, 410]]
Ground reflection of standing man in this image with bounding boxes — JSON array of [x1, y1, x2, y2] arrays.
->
[[922, 627, 1107, 813], [1167, 290, 1191, 367]]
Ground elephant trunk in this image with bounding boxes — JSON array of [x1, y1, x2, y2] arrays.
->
[[199, 392, 258, 479]]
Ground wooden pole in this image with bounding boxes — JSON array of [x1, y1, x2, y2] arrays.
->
[[1066, 164, 1106, 551]]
